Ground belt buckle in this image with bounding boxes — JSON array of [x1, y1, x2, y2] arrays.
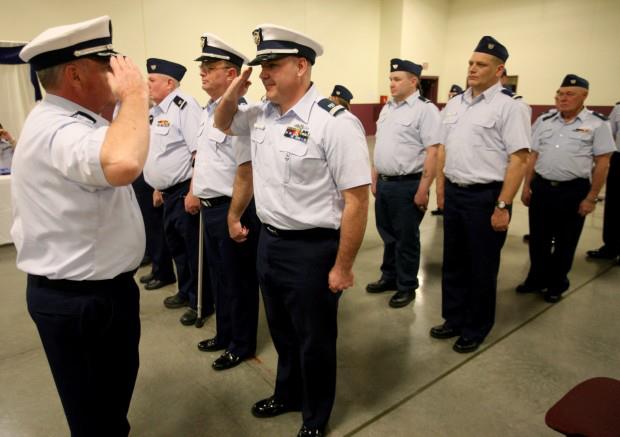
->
[[455, 182, 469, 188], [379, 174, 389, 181], [550, 181, 560, 187], [265, 225, 279, 236], [201, 199, 212, 208]]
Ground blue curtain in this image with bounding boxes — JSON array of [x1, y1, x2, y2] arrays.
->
[[0, 45, 42, 101]]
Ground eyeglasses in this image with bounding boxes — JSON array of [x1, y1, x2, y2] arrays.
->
[[200, 64, 231, 73]]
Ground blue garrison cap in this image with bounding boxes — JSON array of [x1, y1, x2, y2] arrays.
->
[[146, 58, 187, 81], [474, 36, 508, 62], [390, 58, 422, 77], [560, 74, 589, 89], [449, 84, 463, 94], [331, 85, 353, 102]]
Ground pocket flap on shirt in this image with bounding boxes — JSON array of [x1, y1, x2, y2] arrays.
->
[[208, 128, 227, 144], [473, 118, 495, 128], [279, 139, 308, 157]]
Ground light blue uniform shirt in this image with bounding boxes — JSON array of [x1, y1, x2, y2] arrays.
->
[[230, 84, 371, 230], [374, 90, 441, 175], [533, 108, 615, 181], [608, 103, 620, 151], [143, 88, 202, 190], [440, 82, 531, 185], [11, 94, 145, 280], [193, 98, 251, 199]]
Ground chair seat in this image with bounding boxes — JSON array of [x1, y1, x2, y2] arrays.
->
[[545, 377, 620, 437]]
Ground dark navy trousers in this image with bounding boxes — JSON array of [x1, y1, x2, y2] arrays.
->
[[442, 181, 508, 342], [26, 272, 140, 437], [132, 173, 175, 282], [257, 226, 341, 430], [200, 199, 260, 357], [162, 180, 213, 312], [602, 152, 620, 254], [375, 178, 425, 291], [526, 175, 590, 293]]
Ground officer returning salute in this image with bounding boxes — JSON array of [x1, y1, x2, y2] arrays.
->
[[143, 58, 214, 326], [431, 36, 531, 353], [587, 100, 620, 262], [366, 59, 441, 308], [519, 75, 615, 302], [12, 16, 149, 436], [329, 84, 353, 110], [191, 33, 260, 371], [215, 24, 371, 437]]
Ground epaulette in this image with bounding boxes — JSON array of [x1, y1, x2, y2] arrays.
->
[[616, 101, 620, 105], [542, 111, 557, 122], [71, 111, 96, 124], [591, 111, 608, 121], [418, 95, 430, 103], [173, 96, 187, 110], [238, 97, 247, 105], [149, 115, 154, 125], [317, 98, 346, 116], [512, 95, 523, 100], [500, 88, 515, 98]]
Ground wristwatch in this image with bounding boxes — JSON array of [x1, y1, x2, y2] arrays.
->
[[495, 200, 508, 210]]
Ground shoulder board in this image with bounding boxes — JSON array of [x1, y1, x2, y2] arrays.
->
[[500, 88, 515, 98], [418, 95, 430, 103], [591, 111, 608, 121], [173, 96, 187, 110], [317, 98, 346, 116], [512, 95, 523, 100], [238, 97, 247, 105], [616, 101, 620, 105], [542, 112, 557, 122], [71, 111, 96, 124]]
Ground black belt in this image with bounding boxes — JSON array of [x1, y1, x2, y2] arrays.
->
[[161, 179, 191, 195], [29, 270, 136, 293], [534, 174, 588, 187], [200, 196, 231, 208], [378, 173, 422, 182], [263, 224, 340, 240], [447, 180, 503, 191]]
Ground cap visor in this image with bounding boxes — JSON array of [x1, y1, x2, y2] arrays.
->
[[247, 53, 289, 66]]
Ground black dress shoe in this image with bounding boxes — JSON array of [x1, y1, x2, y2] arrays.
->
[[212, 351, 246, 371], [544, 292, 562, 303], [389, 290, 415, 308], [251, 396, 299, 418], [198, 337, 226, 352], [366, 278, 397, 293], [180, 308, 197, 326], [453, 336, 481, 353], [430, 323, 461, 339], [163, 293, 189, 309], [145, 278, 176, 290], [586, 246, 618, 260], [516, 282, 545, 294], [139, 272, 154, 284], [430, 208, 444, 216], [298, 425, 324, 437]]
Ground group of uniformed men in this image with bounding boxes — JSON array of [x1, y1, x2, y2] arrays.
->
[[9, 14, 618, 437]]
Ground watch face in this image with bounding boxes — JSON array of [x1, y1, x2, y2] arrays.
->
[[497, 201, 506, 209]]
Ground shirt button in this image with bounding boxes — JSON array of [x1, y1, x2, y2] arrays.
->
[[555, 145, 560, 148]]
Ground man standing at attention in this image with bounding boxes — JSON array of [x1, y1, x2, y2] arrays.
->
[[431, 36, 530, 353]]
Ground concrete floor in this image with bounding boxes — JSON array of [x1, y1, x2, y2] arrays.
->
[[1, 141, 619, 436]]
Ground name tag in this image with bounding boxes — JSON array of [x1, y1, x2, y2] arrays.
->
[[574, 127, 591, 133], [284, 124, 309, 144]]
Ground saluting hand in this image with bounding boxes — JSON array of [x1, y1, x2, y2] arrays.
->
[[227, 67, 253, 100], [107, 56, 148, 103]]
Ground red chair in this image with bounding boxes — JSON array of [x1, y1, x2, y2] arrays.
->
[[545, 377, 620, 436]]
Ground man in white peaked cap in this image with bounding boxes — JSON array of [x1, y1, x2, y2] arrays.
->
[[215, 24, 371, 437], [13, 16, 149, 436]]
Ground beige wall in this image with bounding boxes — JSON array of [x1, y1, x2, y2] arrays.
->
[[2, 0, 619, 106], [439, 0, 620, 105]]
